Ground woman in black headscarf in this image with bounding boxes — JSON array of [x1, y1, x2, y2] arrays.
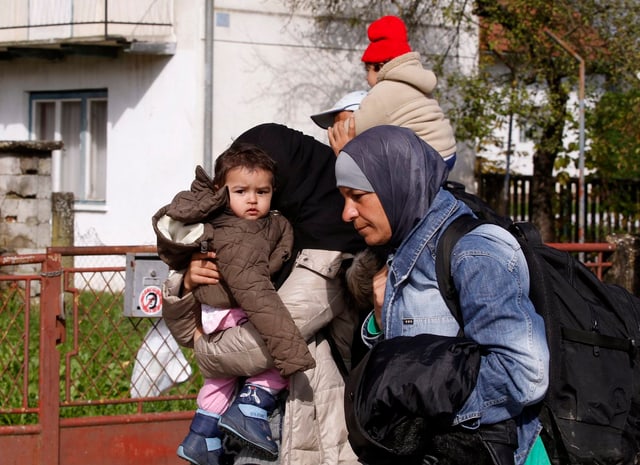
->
[[236, 123, 365, 277], [161, 123, 366, 465]]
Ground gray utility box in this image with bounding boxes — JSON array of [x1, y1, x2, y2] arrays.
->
[[124, 253, 170, 317]]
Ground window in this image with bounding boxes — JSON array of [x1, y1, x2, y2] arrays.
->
[[30, 90, 108, 203], [518, 123, 528, 143]]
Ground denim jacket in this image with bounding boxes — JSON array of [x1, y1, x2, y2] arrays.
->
[[368, 188, 549, 464]]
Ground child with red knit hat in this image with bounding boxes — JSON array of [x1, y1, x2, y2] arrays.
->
[[328, 15, 457, 169]]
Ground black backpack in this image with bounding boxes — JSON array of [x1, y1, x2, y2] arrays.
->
[[436, 181, 640, 465]]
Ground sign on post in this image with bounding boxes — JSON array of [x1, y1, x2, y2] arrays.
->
[[124, 253, 169, 317]]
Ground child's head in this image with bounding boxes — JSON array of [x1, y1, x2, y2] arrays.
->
[[213, 142, 276, 220], [361, 16, 411, 87]]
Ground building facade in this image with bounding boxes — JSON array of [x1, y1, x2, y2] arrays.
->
[[0, 0, 477, 247]]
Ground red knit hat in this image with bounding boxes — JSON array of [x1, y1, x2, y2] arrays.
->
[[361, 15, 411, 63]]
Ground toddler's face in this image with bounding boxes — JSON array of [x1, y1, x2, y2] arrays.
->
[[225, 166, 273, 220]]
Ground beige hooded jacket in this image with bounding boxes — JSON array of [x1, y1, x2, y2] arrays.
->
[[161, 248, 360, 465], [354, 51, 457, 159]]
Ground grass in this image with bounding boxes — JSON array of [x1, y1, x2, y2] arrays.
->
[[0, 285, 40, 425]]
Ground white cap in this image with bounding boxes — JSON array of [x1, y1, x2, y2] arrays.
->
[[310, 90, 368, 129]]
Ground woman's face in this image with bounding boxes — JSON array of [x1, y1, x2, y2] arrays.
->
[[339, 187, 392, 245]]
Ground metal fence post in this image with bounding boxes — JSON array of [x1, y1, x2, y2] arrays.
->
[[40, 251, 64, 465]]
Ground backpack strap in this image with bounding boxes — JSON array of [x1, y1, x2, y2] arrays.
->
[[436, 215, 487, 330]]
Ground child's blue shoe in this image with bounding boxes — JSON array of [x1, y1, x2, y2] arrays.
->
[[218, 384, 278, 458], [177, 410, 224, 465]]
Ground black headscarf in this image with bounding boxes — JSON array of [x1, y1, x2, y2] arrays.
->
[[233, 123, 365, 255], [338, 125, 449, 248]]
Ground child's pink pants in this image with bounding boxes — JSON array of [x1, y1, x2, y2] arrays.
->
[[196, 306, 289, 414]]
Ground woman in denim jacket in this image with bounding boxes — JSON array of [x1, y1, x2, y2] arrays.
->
[[336, 125, 550, 465]]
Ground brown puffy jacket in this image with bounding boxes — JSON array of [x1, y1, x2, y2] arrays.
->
[[152, 165, 315, 377]]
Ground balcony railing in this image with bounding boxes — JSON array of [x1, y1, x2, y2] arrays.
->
[[0, 0, 175, 56]]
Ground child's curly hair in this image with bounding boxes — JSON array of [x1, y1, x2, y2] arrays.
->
[[213, 142, 277, 189]]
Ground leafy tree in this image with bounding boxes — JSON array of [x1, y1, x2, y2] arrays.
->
[[283, 0, 640, 241], [586, 88, 640, 231], [587, 89, 640, 181]]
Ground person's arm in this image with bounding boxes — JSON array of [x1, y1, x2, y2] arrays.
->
[[162, 252, 277, 378], [162, 270, 199, 348], [360, 265, 387, 347], [349, 86, 389, 137], [451, 228, 549, 426], [372, 265, 387, 328], [212, 222, 315, 377], [196, 249, 351, 379], [161, 251, 220, 347]]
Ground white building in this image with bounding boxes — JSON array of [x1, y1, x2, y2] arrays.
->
[[0, 0, 476, 248]]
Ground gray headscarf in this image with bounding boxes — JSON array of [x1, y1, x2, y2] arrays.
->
[[336, 125, 449, 248]]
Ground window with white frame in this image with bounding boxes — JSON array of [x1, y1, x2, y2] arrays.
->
[[30, 90, 108, 203]]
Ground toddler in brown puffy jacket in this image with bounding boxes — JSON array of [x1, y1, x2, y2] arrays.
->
[[153, 143, 314, 465]]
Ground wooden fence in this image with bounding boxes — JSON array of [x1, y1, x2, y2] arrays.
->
[[478, 174, 640, 242]]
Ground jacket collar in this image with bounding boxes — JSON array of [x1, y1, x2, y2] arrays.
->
[[389, 188, 461, 281]]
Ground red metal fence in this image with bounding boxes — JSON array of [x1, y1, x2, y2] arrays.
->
[[0, 246, 201, 465], [0, 243, 617, 465]]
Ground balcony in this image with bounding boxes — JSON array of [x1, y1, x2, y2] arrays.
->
[[0, 0, 175, 59]]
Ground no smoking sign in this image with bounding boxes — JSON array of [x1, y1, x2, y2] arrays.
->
[[138, 286, 163, 316]]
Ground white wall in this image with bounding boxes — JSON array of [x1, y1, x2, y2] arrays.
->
[[210, 1, 367, 155], [0, 0, 473, 247], [209, 1, 478, 185]]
